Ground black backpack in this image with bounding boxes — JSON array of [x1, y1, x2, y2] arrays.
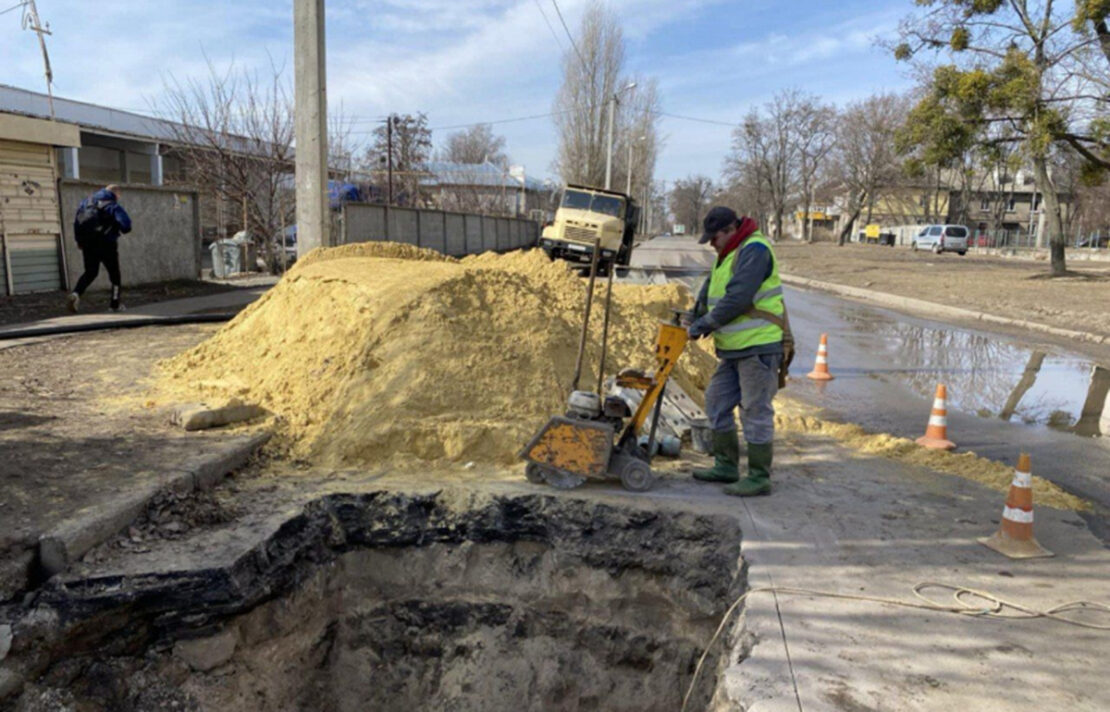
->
[[74, 197, 111, 245]]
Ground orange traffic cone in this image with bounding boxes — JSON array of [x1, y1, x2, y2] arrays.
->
[[806, 334, 834, 381], [916, 384, 956, 450], [979, 453, 1052, 559]]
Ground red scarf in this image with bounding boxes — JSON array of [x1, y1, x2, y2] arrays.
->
[[715, 217, 759, 261]]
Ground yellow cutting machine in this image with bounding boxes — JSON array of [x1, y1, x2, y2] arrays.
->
[[520, 254, 689, 491]]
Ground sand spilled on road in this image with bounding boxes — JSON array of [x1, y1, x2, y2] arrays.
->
[[775, 398, 1087, 511], [154, 244, 715, 467]]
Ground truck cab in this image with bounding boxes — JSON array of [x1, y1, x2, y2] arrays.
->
[[540, 185, 639, 269]]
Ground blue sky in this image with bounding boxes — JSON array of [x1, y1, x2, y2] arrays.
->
[[0, 0, 915, 185]]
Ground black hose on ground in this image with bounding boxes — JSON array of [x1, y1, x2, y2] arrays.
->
[[0, 313, 238, 341]]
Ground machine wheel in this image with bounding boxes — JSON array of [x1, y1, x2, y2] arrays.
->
[[618, 458, 656, 492], [958, 250, 967, 256], [542, 467, 587, 490], [524, 462, 547, 484]]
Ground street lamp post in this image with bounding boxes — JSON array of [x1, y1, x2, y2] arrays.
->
[[626, 134, 646, 196], [604, 82, 636, 191]]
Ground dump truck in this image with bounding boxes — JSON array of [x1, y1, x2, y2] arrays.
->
[[539, 184, 639, 270]]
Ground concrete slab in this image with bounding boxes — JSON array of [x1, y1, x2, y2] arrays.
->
[[37, 433, 270, 577], [714, 436, 1110, 712], [629, 235, 716, 272]]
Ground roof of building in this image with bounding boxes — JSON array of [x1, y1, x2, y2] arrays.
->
[[423, 160, 547, 192], [0, 83, 266, 157], [0, 83, 187, 143]]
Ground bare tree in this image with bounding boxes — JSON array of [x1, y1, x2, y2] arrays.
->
[[794, 96, 837, 242], [668, 175, 714, 235], [551, 1, 662, 198], [157, 56, 294, 272], [366, 113, 433, 207], [830, 93, 907, 245], [440, 123, 508, 166], [724, 90, 809, 239], [611, 76, 664, 202]]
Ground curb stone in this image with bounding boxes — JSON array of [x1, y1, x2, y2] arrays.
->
[[37, 432, 271, 577], [780, 274, 1108, 346]]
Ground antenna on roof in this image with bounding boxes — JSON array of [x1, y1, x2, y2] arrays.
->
[[20, 0, 55, 119]]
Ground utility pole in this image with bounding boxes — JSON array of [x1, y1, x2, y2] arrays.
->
[[21, 0, 55, 119], [386, 115, 395, 206], [604, 82, 636, 191], [294, 0, 329, 257]]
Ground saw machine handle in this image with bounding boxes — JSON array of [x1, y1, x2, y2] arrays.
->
[[621, 322, 688, 445]]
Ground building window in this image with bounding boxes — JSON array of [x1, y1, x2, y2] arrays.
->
[[979, 198, 990, 211], [1006, 196, 1016, 212], [1032, 194, 1041, 212]]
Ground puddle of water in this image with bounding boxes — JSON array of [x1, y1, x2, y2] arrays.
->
[[837, 309, 1110, 439]]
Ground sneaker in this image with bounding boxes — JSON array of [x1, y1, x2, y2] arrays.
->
[[66, 293, 80, 313], [109, 303, 126, 313]]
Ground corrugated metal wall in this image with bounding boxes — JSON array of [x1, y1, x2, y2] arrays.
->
[[342, 204, 539, 255], [0, 138, 64, 294]]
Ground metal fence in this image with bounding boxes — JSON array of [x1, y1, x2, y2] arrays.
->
[[341, 203, 539, 256], [966, 229, 1109, 251]]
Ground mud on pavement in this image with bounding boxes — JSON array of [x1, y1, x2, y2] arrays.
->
[[0, 324, 252, 600]]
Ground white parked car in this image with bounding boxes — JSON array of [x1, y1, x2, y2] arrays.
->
[[911, 224, 969, 255]]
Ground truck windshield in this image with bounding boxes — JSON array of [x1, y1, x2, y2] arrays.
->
[[561, 190, 625, 218], [562, 190, 593, 210]]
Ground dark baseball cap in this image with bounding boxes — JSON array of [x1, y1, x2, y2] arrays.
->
[[699, 206, 739, 244]]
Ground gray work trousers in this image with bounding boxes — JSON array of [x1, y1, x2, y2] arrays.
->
[[705, 353, 781, 443]]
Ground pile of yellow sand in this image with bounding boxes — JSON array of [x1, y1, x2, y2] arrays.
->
[[155, 243, 715, 467]]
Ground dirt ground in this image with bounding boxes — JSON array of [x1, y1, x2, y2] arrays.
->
[[776, 243, 1110, 341], [0, 280, 247, 327], [0, 324, 241, 599]]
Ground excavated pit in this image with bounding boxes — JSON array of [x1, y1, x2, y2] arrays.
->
[[4, 490, 745, 711]]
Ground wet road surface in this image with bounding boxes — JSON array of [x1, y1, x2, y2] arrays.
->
[[780, 284, 1110, 535]]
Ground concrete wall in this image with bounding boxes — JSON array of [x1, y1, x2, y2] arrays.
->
[[343, 204, 539, 255], [60, 181, 200, 290]]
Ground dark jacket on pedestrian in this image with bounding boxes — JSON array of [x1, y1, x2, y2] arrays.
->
[[75, 189, 132, 243]]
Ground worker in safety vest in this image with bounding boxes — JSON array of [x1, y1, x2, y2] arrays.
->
[[686, 207, 790, 496]]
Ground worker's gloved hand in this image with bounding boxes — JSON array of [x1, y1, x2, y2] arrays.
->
[[687, 319, 713, 339]]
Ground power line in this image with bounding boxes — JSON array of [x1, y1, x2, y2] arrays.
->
[[532, 0, 564, 53], [344, 110, 576, 135], [549, 0, 587, 70], [0, 1, 27, 17], [430, 110, 574, 131], [652, 110, 738, 127]]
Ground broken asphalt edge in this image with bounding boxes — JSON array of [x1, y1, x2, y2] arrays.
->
[[780, 274, 1108, 346], [37, 432, 271, 579]]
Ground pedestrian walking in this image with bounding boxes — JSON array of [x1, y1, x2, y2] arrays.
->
[[686, 207, 792, 496], [67, 184, 132, 313]]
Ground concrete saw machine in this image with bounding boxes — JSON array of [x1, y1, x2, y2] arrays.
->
[[520, 238, 688, 492]]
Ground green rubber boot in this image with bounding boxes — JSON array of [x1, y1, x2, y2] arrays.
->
[[724, 442, 772, 497], [692, 430, 741, 483]]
